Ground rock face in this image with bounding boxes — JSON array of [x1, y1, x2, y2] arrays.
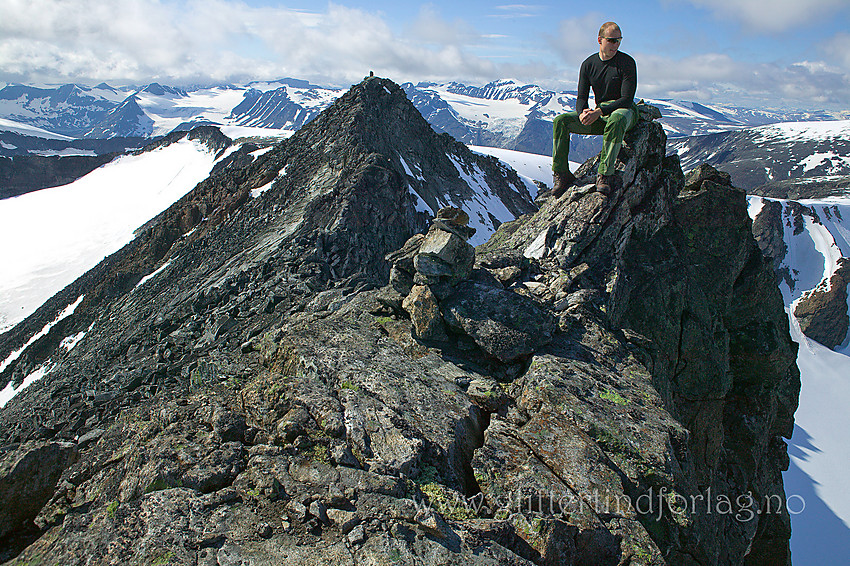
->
[[608, 164, 800, 565], [750, 199, 788, 276], [0, 82, 799, 566], [794, 258, 850, 349]]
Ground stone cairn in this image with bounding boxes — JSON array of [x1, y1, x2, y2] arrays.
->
[[385, 206, 475, 341]]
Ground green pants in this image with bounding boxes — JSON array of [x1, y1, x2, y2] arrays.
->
[[552, 104, 637, 175]]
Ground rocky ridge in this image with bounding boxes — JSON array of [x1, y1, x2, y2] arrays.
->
[[0, 78, 799, 565]]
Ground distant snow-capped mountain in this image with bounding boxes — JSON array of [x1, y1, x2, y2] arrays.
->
[[671, 120, 850, 194], [4, 77, 850, 205], [2, 78, 846, 160], [0, 83, 126, 138], [0, 80, 339, 141]]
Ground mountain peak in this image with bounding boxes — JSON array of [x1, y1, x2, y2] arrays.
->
[[289, 76, 536, 246], [142, 83, 186, 97]]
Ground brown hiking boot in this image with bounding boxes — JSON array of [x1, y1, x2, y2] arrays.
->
[[552, 170, 577, 198], [596, 173, 614, 195]]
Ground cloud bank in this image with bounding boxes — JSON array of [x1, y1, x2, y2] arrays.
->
[[1, 0, 849, 110], [0, 0, 529, 87]]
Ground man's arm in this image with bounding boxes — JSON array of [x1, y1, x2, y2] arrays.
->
[[575, 58, 591, 115], [599, 54, 637, 115]]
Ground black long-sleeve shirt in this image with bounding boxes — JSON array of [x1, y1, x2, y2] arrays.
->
[[575, 51, 637, 116]]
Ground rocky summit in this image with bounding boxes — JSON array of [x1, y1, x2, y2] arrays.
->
[[0, 77, 799, 565]]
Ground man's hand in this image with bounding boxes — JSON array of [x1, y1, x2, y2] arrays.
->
[[579, 108, 602, 126]]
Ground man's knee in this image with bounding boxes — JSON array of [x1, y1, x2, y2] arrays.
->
[[605, 110, 626, 126], [553, 112, 579, 134], [604, 110, 632, 138]]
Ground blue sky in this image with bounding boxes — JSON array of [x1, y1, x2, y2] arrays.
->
[[1, 0, 849, 110]]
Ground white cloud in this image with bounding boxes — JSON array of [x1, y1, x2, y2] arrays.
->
[[636, 51, 850, 108], [0, 0, 516, 86], [679, 0, 849, 33], [408, 5, 479, 45], [488, 5, 545, 18]]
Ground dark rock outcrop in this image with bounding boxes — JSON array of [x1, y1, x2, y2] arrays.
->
[[794, 258, 850, 349], [751, 199, 788, 273], [0, 81, 799, 566], [0, 441, 78, 541], [749, 176, 850, 201], [0, 154, 116, 199], [475, 119, 799, 563], [609, 165, 800, 564], [0, 132, 148, 200]]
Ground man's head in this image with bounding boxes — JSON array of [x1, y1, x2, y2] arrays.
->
[[597, 22, 622, 61]]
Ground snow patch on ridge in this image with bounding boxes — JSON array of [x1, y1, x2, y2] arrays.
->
[[799, 151, 850, 175], [0, 116, 73, 140], [28, 148, 98, 157], [134, 261, 172, 291], [448, 154, 514, 246], [408, 185, 432, 215], [251, 165, 288, 198], [398, 153, 425, 182], [0, 294, 84, 374], [0, 363, 55, 409]]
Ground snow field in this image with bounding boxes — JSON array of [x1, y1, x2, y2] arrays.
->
[[0, 116, 74, 140], [0, 138, 221, 333]]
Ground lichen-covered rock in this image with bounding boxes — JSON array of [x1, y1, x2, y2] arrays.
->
[[479, 118, 678, 272], [441, 282, 556, 363], [403, 284, 447, 341], [610, 165, 800, 564]]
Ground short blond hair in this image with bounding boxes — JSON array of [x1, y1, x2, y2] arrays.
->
[[598, 22, 621, 38]]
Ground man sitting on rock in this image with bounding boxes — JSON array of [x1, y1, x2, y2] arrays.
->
[[552, 21, 638, 197]]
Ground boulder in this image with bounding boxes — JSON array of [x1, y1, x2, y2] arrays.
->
[[0, 440, 78, 539], [441, 282, 556, 363], [413, 225, 475, 283], [402, 284, 447, 341], [795, 258, 850, 349]]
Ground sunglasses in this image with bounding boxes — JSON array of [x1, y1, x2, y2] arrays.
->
[[602, 37, 622, 44]]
